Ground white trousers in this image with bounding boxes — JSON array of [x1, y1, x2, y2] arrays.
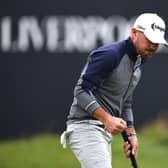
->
[[60, 120, 113, 168]]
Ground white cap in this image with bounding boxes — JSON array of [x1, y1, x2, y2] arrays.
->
[[133, 13, 168, 46]]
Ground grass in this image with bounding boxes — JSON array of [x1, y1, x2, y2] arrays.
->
[[0, 122, 167, 168]]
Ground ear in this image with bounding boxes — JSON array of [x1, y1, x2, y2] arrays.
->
[[131, 28, 137, 40], [131, 28, 137, 35]]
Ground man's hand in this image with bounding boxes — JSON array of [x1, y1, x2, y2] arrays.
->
[[123, 133, 138, 158], [104, 116, 127, 135], [93, 107, 127, 135]]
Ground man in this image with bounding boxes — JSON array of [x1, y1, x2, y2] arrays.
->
[[60, 13, 168, 168]]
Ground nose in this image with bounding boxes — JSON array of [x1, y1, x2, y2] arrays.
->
[[149, 42, 159, 50]]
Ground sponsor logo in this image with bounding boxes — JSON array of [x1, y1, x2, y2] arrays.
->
[[151, 23, 165, 32]]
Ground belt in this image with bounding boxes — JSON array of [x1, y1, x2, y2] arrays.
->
[[96, 124, 105, 129], [67, 119, 105, 130], [67, 119, 104, 126]]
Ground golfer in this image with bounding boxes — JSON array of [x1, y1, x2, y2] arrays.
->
[[61, 13, 168, 168]]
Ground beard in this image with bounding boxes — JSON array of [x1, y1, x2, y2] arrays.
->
[[137, 47, 157, 57]]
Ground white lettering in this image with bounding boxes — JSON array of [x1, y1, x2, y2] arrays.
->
[[17, 17, 44, 52], [0, 15, 167, 53], [64, 16, 132, 52], [1, 17, 12, 51], [64, 16, 99, 52], [45, 17, 59, 52], [106, 16, 131, 42]]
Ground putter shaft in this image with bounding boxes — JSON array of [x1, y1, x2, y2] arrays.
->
[[121, 131, 138, 168]]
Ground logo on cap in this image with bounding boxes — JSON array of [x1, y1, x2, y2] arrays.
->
[[151, 23, 165, 32]]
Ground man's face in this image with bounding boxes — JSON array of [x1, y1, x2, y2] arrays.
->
[[131, 28, 159, 58]]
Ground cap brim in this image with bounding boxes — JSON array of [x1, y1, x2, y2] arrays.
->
[[144, 31, 168, 45]]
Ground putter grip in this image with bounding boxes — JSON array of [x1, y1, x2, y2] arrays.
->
[[121, 131, 138, 168]]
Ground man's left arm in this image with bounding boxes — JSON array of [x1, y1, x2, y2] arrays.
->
[[122, 95, 138, 158]]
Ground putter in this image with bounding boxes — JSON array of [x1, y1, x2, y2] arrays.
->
[[121, 130, 138, 168]]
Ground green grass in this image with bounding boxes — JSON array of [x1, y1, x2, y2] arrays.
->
[[0, 122, 167, 168]]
